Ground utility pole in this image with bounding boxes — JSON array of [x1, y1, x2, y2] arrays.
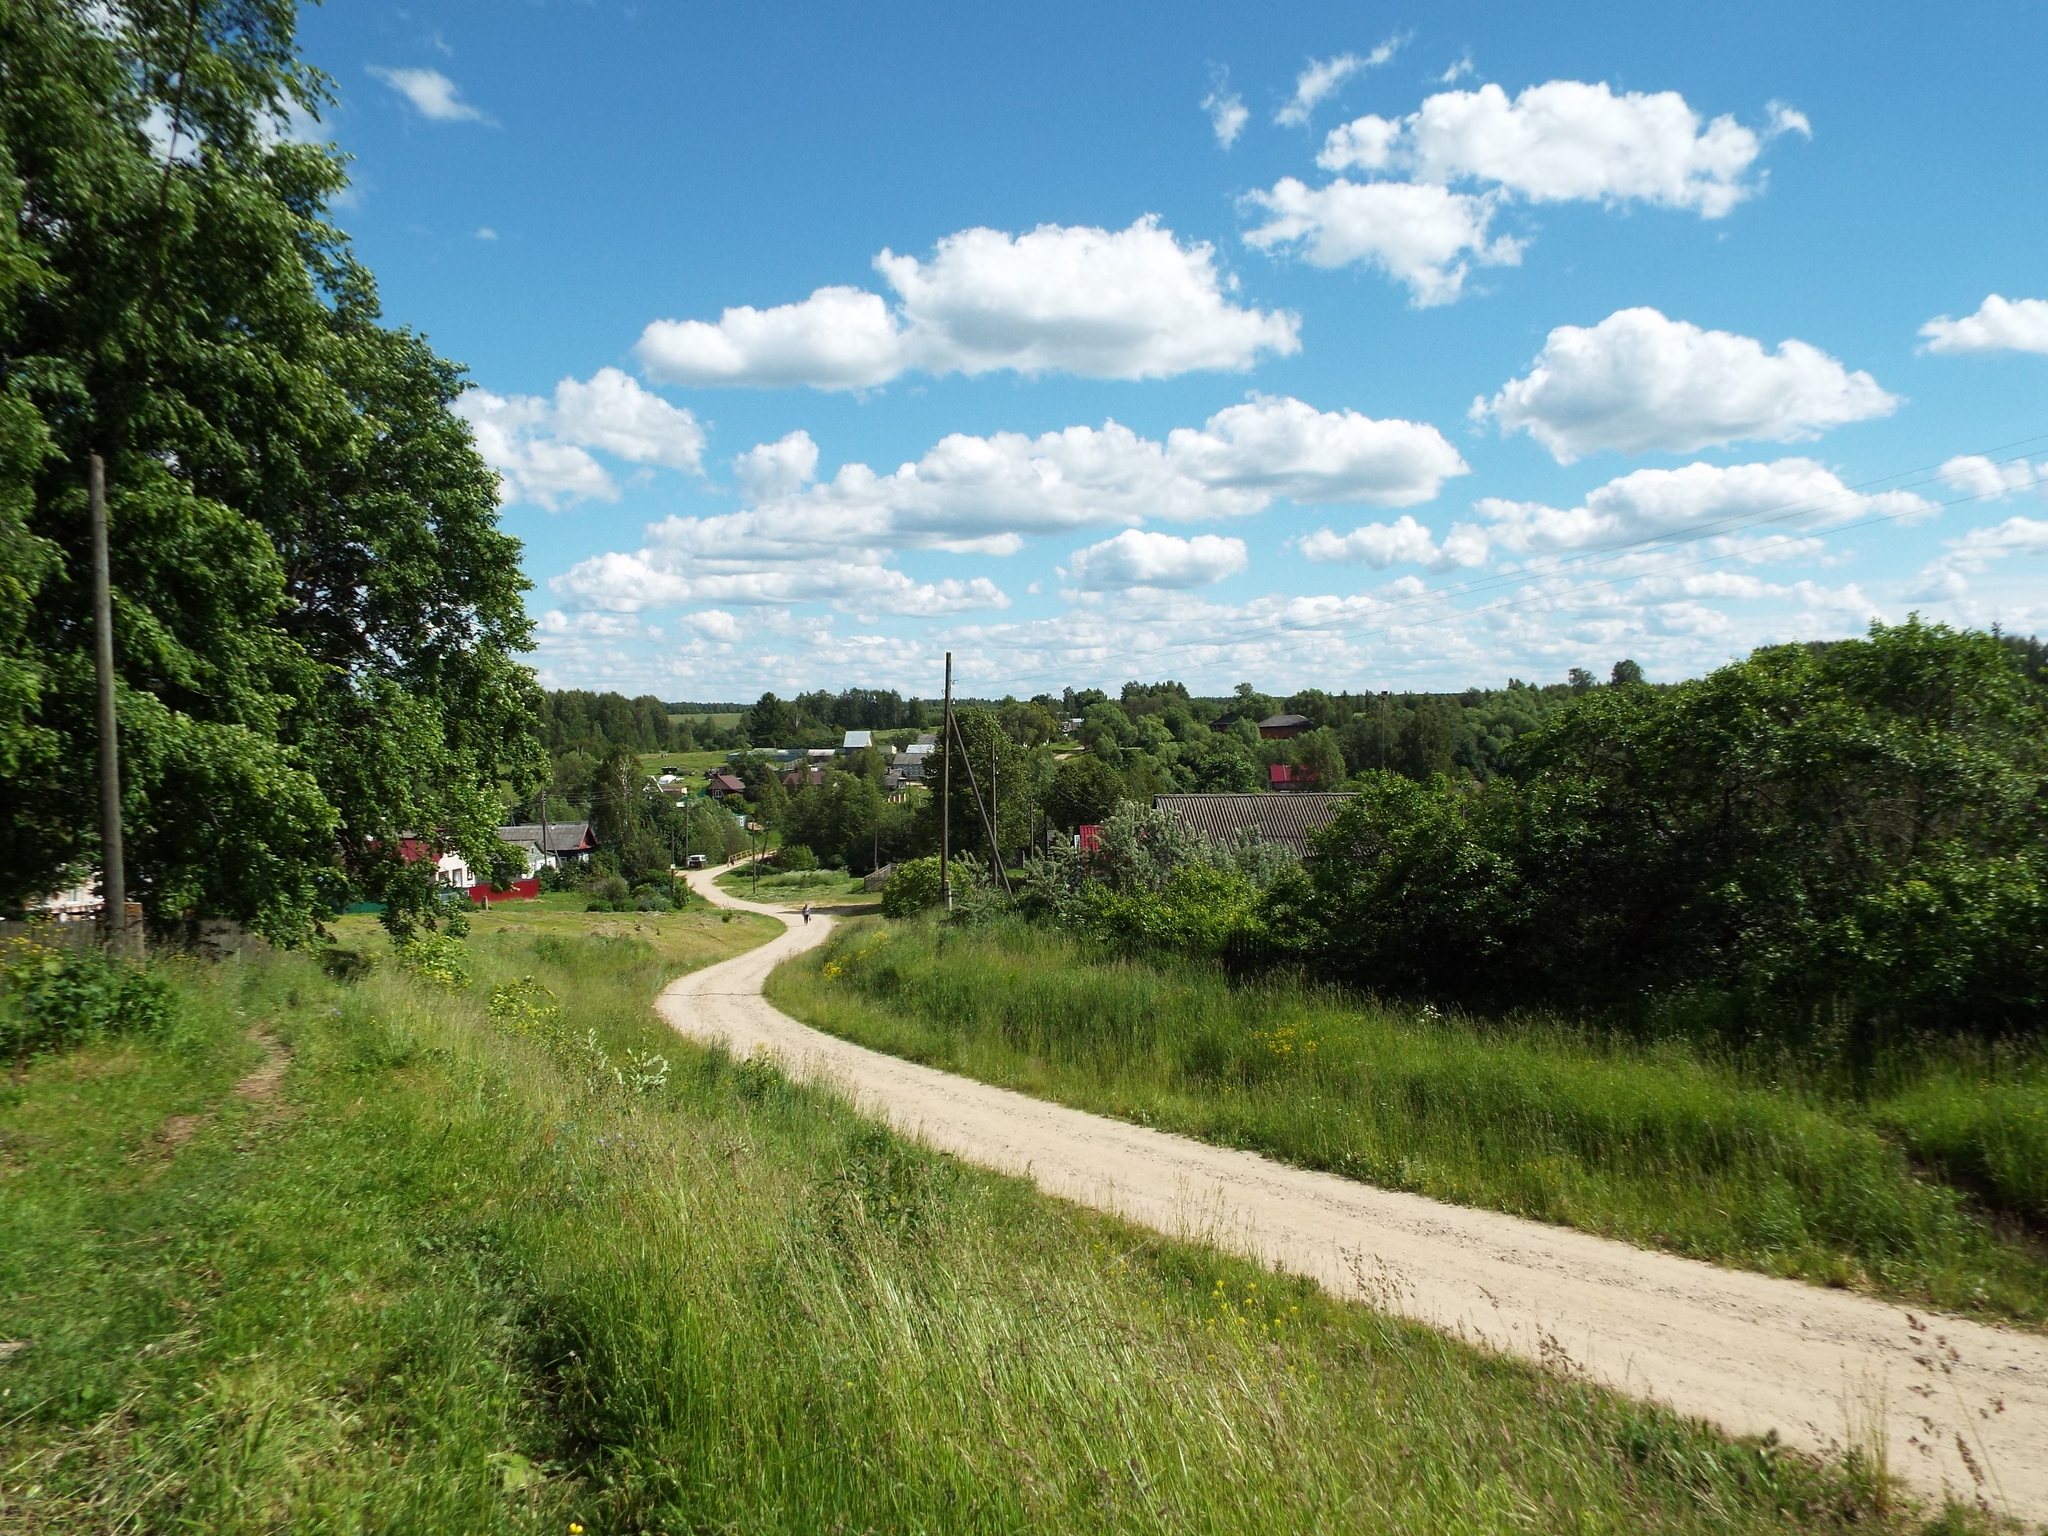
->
[[89, 455, 130, 958], [539, 787, 551, 884], [1379, 690, 1390, 773], [941, 651, 953, 911], [990, 738, 999, 873]]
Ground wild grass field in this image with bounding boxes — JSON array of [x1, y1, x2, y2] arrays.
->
[[0, 911, 1987, 1533], [770, 917, 2048, 1327]]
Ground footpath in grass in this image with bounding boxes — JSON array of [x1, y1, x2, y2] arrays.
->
[[770, 916, 2048, 1329], [0, 915, 1984, 1532]]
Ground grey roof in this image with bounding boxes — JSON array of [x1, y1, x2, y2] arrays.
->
[[1152, 793, 1354, 854], [500, 821, 594, 853], [842, 730, 873, 749], [1258, 713, 1312, 730]]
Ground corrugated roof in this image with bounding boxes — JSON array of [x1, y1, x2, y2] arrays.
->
[[500, 821, 594, 853], [1152, 793, 1354, 853], [1258, 713, 1311, 729]]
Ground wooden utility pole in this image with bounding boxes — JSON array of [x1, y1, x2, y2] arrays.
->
[[941, 652, 953, 910], [89, 455, 131, 957]]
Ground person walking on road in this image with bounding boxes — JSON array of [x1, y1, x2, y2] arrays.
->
[[801, 903, 812, 925]]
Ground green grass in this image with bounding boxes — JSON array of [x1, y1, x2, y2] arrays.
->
[[713, 863, 875, 903], [769, 917, 2048, 1328], [1, 919, 1977, 1531]]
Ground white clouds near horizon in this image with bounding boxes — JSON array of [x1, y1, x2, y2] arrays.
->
[[1475, 308, 1896, 461], [367, 65, 490, 123], [636, 218, 1298, 389], [455, 368, 705, 510], [1919, 295, 2048, 355]]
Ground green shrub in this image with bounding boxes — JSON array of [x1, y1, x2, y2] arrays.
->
[[880, 855, 943, 917], [776, 842, 819, 871], [1289, 620, 2048, 1049], [0, 933, 172, 1064]]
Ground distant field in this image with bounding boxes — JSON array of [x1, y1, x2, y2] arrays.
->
[[670, 711, 741, 729]]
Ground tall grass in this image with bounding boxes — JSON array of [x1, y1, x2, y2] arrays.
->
[[0, 912, 1965, 1531], [770, 917, 2048, 1326]]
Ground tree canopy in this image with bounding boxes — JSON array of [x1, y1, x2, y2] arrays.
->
[[0, 0, 542, 940]]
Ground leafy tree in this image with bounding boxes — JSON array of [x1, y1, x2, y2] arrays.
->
[[1292, 727, 1348, 789], [1292, 621, 2048, 1049], [1610, 658, 1645, 686], [1045, 754, 1125, 831], [0, 0, 541, 939], [743, 692, 802, 746], [1395, 699, 1457, 781]]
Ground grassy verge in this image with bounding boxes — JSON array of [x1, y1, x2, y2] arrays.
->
[[768, 917, 2048, 1328], [714, 863, 877, 905], [0, 919, 1975, 1531]]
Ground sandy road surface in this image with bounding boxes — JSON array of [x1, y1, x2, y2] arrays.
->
[[669, 868, 2048, 1524]]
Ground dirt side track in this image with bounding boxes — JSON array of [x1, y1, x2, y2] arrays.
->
[[670, 869, 2048, 1524]]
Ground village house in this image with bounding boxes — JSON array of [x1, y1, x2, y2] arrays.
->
[[499, 821, 596, 871], [706, 772, 748, 802], [1257, 713, 1311, 740]]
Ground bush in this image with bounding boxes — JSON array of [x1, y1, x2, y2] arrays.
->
[[0, 934, 172, 1065], [776, 843, 819, 872], [879, 856, 943, 918], [1289, 620, 2048, 1048]]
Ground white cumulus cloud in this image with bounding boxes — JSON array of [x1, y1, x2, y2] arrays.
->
[[1254, 79, 1801, 304], [1939, 455, 2043, 501], [1318, 80, 1781, 216], [1919, 295, 2048, 356], [454, 368, 704, 510], [735, 430, 822, 502], [1474, 308, 1897, 461], [1242, 178, 1520, 306], [1068, 530, 1248, 590], [367, 65, 489, 123], [1297, 515, 1489, 570], [637, 286, 903, 390], [636, 218, 1298, 389], [1474, 458, 1934, 556], [550, 397, 1462, 619]]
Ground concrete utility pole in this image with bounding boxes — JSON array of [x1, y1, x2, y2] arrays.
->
[[941, 651, 953, 911], [89, 454, 131, 958]]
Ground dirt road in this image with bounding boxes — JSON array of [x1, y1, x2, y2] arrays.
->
[[669, 869, 2048, 1524]]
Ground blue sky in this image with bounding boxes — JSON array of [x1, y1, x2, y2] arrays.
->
[[301, 1, 2048, 698]]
